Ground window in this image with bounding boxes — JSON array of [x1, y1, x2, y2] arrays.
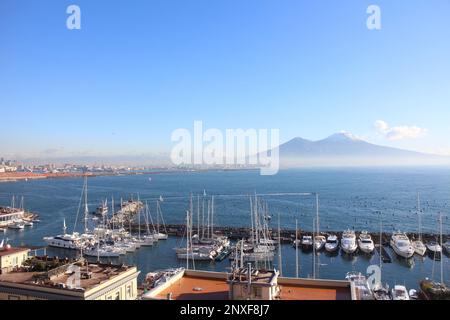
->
[[115, 291, 120, 300], [126, 285, 132, 298], [8, 295, 21, 300]]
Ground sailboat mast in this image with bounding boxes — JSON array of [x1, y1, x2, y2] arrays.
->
[[249, 196, 254, 245], [295, 219, 299, 278], [186, 211, 189, 270], [440, 212, 443, 284], [417, 192, 422, 242], [277, 212, 282, 276], [316, 193, 319, 234], [211, 195, 214, 238], [84, 176, 88, 233], [197, 195, 200, 236], [312, 218, 316, 279]]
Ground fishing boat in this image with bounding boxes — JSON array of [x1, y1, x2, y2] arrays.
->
[[412, 193, 427, 256], [341, 229, 358, 254], [301, 235, 313, 251], [390, 231, 414, 258], [324, 235, 339, 252], [391, 285, 410, 300], [357, 231, 374, 254]]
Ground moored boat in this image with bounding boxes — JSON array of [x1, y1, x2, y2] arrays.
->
[[341, 229, 357, 254], [390, 231, 414, 258], [357, 231, 374, 254], [325, 234, 339, 252]]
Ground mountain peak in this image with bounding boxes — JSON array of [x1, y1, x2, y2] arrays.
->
[[322, 131, 362, 142]]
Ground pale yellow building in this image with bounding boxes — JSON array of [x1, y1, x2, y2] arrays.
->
[[0, 254, 140, 300], [0, 247, 30, 274]]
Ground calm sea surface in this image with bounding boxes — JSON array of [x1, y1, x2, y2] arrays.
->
[[0, 168, 449, 289]]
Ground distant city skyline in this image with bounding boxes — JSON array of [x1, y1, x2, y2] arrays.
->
[[1, 1, 450, 160]]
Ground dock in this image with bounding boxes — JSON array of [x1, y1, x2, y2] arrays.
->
[[128, 223, 449, 245]]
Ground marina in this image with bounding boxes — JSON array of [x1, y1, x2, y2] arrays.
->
[[0, 169, 450, 299]]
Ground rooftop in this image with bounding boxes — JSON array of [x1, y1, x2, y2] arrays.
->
[[0, 256, 135, 292], [143, 269, 352, 300], [0, 247, 30, 257]]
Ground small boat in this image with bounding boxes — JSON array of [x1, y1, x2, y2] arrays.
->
[[314, 235, 326, 251], [292, 239, 301, 248], [341, 229, 358, 254], [325, 235, 339, 252], [426, 240, 442, 260], [8, 222, 25, 230], [358, 231, 374, 254], [372, 283, 391, 300], [390, 231, 414, 258], [94, 199, 108, 216], [412, 193, 426, 256], [301, 235, 313, 251], [24, 221, 34, 227], [443, 241, 450, 255], [412, 239, 427, 256], [409, 289, 419, 300], [391, 285, 410, 300]]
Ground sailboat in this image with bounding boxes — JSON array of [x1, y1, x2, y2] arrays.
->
[[372, 220, 391, 300], [154, 197, 168, 240], [313, 194, 326, 251], [43, 177, 91, 250], [412, 193, 426, 256]]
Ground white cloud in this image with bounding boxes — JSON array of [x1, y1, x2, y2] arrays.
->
[[374, 120, 427, 141]]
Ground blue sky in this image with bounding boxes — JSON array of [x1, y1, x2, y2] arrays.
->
[[1, 0, 450, 159]]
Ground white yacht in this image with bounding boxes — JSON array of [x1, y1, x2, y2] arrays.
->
[[44, 231, 84, 250], [325, 235, 339, 252], [391, 285, 410, 300], [314, 235, 326, 251], [83, 245, 120, 258], [341, 229, 358, 254], [390, 231, 414, 258], [358, 231, 375, 254]]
